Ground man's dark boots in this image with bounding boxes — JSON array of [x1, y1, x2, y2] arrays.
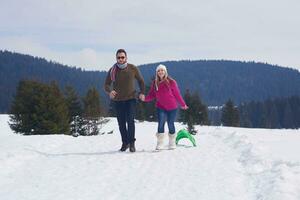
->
[[120, 143, 129, 152], [129, 142, 136, 152]]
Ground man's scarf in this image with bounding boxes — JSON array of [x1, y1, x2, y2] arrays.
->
[[110, 63, 128, 82]]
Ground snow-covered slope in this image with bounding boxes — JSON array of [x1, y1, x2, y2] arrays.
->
[[1, 115, 300, 200]]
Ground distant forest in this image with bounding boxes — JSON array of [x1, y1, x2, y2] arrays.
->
[[139, 60, 300, 105], [0, 50, 107, 113], [209, 96, 300, 129], [1, 50, 300, 128]]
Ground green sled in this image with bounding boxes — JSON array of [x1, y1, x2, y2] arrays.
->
[[176, 129, 196, 147]]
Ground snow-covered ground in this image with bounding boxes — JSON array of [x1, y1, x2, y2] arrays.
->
[[1, 114, 300, 200]]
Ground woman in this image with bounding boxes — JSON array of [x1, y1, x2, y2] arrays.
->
[[141, 64, 188, 150]]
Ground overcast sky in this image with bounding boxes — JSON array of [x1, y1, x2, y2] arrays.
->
[[0, 0, 299, 71]]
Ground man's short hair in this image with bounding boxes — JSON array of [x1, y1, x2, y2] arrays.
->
[[116, 49, 127, 56]]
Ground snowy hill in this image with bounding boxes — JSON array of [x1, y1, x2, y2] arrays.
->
[[1, 114, 300, 200]]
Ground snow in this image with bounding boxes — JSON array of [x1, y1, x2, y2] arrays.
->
[[0, 114, 300, 200], [208, 106, 223, 110]]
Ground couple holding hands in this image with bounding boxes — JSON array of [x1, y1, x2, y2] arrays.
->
[[104, 49, 188, 152]]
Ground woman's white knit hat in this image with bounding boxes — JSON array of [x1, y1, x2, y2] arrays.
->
[[156, 64, 168, 77], [155, 64, 168, 91]]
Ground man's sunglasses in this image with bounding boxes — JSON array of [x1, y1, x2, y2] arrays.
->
[[117, 56, 126, 59]]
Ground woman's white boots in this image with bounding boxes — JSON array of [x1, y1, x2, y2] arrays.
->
[[156, 133, 176, 150], [168, 133, 176, 150], [156, 133, 165, 150]]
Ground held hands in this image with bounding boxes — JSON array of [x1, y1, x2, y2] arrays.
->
[[139, 94, 145, 102], [109, 90, 117, 99], [181, 105, 189, 110], [110, 91, 145, 101]]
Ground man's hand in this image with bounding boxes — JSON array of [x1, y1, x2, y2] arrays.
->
[[109, 90, 117, 99], [139, 94, 145, 101]]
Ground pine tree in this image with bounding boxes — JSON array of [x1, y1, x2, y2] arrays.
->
[[134, 81, 156, 122], [135, 100, 146, 121], [9, 80, 42, 134], [239, 104, 252, 127], [83, 87, 102, 118], [64, 85, 82, 120], [180, 89, 209, 126], [144, 83, 157, 122], [221, 99, 240, 127], [9, 80, 70, 135], [187, 116, 197, 135], [288, 96, 300, 128], [282, 101, 294, 128], [259, 102, 268, 128], [82, 87, 103, 135], [179, 90, 209, 134], [64, 85, 83, 136], [266, 100, 280, 128], [46, 82, 70, 134]]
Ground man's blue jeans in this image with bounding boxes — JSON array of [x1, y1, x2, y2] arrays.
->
[[114, 99, 136, 144], [157, 108, 177, 134]]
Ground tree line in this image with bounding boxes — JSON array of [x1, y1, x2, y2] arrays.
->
[[9, 80, 105, 136], [210, 96, 300, 129], [239, 96, 300, 129], [9, 80, 212, 135], [9, 79, 300, 136]]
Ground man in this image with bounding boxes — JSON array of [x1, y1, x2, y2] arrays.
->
[[104, 49, 145, 152]]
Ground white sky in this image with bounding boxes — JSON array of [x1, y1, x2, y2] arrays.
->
[[0, 0, 299, 71]]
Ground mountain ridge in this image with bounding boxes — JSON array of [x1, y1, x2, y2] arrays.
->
[[1, 50, 300, 113]]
